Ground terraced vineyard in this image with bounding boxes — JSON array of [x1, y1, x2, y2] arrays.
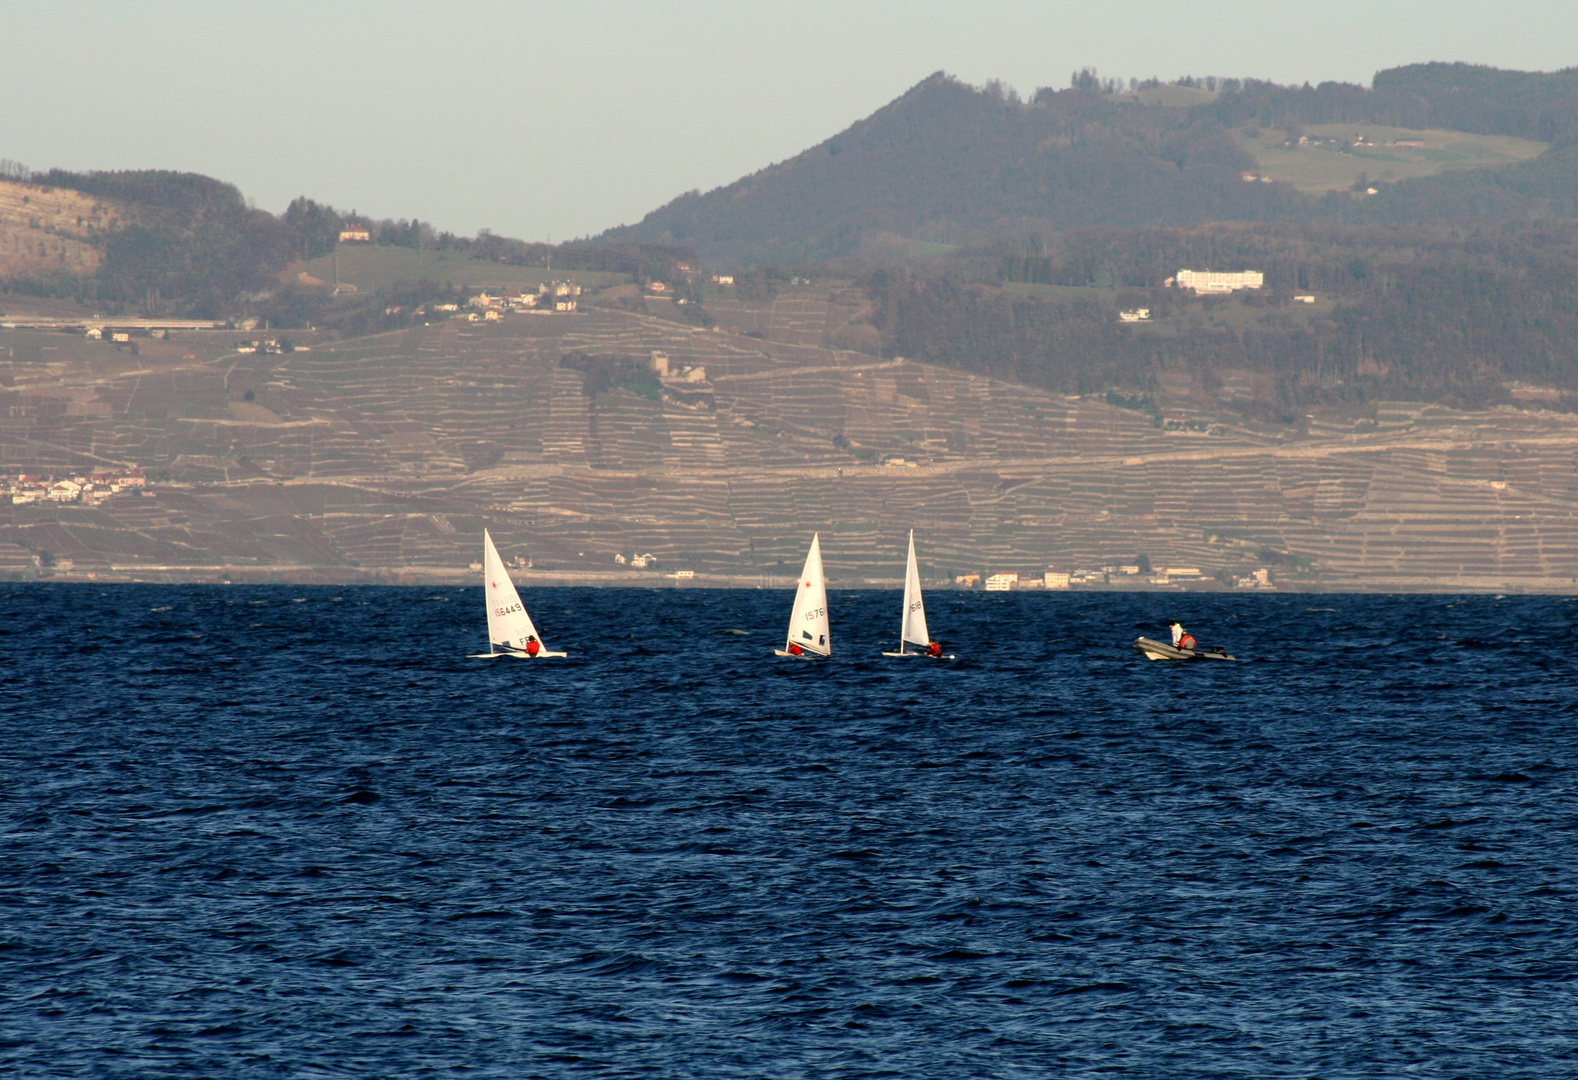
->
[[3, 292, 1578, 590]]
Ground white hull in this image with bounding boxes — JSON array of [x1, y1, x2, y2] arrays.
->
[[774, 648, 827, 659], [881, 649, 956, 659]]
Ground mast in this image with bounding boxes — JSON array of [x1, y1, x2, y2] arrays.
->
[[900, 529, 929, 651], [900, 529, 914, 654]]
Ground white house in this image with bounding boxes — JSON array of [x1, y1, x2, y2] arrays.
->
[[1174, 269, 1264, 293]]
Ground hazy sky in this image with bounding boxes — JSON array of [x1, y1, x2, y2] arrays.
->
[[1, 1, 1572, 241]]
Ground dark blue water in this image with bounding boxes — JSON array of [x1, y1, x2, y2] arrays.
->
[[2, 585, 1576, 1078]]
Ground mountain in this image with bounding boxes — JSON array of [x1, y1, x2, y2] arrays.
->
[[603, 64, 1578, 265], [602, 73, 1300, 265]]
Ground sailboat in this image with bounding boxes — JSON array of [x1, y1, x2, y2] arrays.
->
[[774, 533, 831, 658], [882, 530, 953, 658], [470, 529, 566, 659]]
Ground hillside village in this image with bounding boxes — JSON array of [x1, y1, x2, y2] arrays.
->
[[5, 469, 145, 505]]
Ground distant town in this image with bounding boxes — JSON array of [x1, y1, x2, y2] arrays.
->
[[5, 470, 145, 505]]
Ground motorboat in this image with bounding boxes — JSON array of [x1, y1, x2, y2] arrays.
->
[[1133, 636, 1234, 661]]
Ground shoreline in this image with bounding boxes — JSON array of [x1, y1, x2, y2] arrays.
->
[[7, 566, 1577, 594]]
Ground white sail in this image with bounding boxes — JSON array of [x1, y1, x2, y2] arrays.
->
[[782, 533, 831, 656], [480, 529, 552, 656], [899, 530, 930, 651]]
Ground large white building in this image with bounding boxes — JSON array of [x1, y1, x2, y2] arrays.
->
[[1174, 269, 1264, 293]]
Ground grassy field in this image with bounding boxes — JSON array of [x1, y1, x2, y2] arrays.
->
[[1240, 124, 1548, 195], [289, 245, 630, 293]]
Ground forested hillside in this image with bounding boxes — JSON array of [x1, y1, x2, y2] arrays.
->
[[605, 63, 1578, 265], [855, 219, 1578, 411], [0, 169, 692, 322]]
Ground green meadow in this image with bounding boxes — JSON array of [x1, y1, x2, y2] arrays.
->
[[1240, 124, 1548, 195], [292, 245, 630, 293]]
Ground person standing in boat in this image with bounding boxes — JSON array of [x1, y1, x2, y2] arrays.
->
[[1169, 622, 1197, 650]]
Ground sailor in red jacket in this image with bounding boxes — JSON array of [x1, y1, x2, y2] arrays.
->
[[1169, 621, 1196, 651], [525, 634, 540, 657]]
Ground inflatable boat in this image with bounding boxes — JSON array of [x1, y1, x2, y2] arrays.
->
[[1133, 636, 1235, 661]]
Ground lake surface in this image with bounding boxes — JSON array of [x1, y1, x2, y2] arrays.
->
[[2, 585, 1575, 1078]]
